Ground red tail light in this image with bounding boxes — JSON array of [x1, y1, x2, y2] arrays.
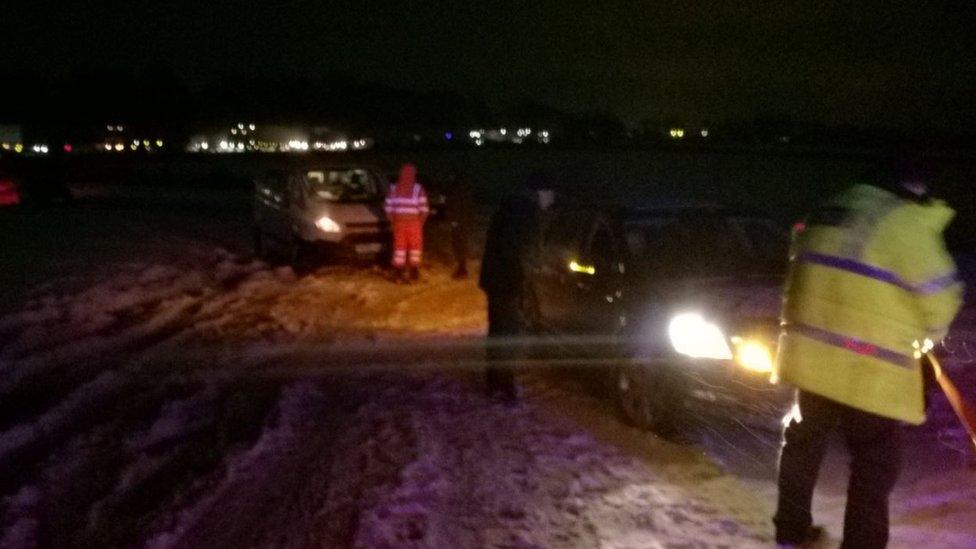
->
[[0, 179, 21, 206]]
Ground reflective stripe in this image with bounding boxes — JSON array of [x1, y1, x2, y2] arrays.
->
[[916, 273, 961, 294], [796, 252, 958, 295], [387, 198, 423, 205], [785, 322, 914, 368]]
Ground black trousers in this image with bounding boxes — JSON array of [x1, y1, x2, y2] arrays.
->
[[485, 294, 521, 396], [775, 391, 902, 548]]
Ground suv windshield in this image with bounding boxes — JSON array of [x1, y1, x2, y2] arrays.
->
[[305, 168, 381, 202], [624, 214, 788, 278]]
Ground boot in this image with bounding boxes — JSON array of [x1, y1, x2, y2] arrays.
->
[[392, 269, 409, 284], [409, 266, 421, 282], [777, 525, 826, 548]]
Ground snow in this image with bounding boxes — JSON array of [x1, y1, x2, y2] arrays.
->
[[1, 188, 974, 547]]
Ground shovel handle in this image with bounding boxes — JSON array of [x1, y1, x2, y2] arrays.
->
[[927, 352, 976, 453]]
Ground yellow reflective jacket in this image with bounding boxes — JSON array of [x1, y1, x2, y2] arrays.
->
[[775, 184, 964, 424]]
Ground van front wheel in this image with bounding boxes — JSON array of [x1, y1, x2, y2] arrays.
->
[[289, 239, 313, 275], [253, 228, 268, 259]]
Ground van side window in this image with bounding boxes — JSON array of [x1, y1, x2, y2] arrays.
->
[[256, 171, 288, 206], [288, 174, 305, 208]]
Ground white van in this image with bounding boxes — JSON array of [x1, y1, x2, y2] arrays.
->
[[253, 165, 390, 268]]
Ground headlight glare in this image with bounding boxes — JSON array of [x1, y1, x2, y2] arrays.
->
[[667, 313, 733, 360], [731, 337, 774, 373], [315, 216, 341, 233]]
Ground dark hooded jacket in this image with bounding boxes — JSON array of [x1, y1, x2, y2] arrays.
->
[[479, 189, 543, 297]]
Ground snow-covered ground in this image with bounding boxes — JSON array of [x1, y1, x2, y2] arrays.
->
[[1, 187, 974, 548]]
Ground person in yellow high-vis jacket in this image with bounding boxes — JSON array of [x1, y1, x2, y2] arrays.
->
[[773, 156, 964, 549]]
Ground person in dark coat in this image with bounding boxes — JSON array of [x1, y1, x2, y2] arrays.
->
[[479, 172, 556, 401]]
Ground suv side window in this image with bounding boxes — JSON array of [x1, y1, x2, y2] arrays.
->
[[544, 207, 586, 259], [543, 210, 580, 249], [585, 221, 616, 276]]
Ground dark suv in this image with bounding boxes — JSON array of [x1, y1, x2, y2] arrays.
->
[[522, 201, 794, 431]]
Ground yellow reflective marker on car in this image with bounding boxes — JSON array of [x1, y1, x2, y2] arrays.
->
[[568, 260, 596, 275]]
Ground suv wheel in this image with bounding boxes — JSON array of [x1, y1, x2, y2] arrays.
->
[[616, 366, 678, 432]]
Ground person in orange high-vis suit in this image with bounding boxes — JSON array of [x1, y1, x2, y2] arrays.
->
[[384, 163, 429, 282]]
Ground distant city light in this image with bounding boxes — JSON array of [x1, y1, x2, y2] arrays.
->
[[669, 128, 685, 139], [116, 126, 123, 132], [445, 132, 453, 141], [700, 129, 709, 138], [200, 142, 209, 150], [14, 143, 23, 153], [63, 144, 73, 153], [31, 144, 49, 154], [1, 143, 9, 150], [249, 124, 256, 131], [238, 123, 245, 130], [499, 128, 507, 135], [231, 128, 238, 135], [114, 143, 124, 151], [236, 142, 244, 150], [156, 139, 164, 147], [104, 143, 113, 151]]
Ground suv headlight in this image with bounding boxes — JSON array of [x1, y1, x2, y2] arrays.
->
[[668, 313, 733, 360], [315, 215, 341, 233]]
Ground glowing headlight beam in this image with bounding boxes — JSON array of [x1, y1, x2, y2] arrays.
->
[[667, 313, 733, 360], [315, 216, 341, 233]]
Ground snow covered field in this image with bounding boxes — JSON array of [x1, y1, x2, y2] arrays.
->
[[1, 186, 974, 547]]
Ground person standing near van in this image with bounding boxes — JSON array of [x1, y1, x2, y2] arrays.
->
[[385, 163, 429, 283]]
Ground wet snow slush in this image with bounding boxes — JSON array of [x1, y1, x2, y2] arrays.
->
[[1, 186, 975, 548]]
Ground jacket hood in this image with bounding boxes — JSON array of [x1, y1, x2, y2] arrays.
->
[[396, 163, 417, 192], [846, 183, 956, 232], [916, 198, 956, 231]]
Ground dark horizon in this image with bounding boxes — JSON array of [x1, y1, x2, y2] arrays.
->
[[4, 2, 976, 132]]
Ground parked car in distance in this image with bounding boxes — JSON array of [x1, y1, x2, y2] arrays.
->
[[253, 165, 390, 269], [0, 158, 72, 206], [522, 200, 794, 432], [0, 171, 21, 206]]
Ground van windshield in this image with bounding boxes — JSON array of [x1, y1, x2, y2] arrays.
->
[[305, 169, 382, 202]]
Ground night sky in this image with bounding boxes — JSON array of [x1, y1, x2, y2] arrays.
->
[[4, 1, 976, 129]]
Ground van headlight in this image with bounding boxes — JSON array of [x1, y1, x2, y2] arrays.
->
[[667, 313, 733, 360], [315, 216, 341, 233]]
